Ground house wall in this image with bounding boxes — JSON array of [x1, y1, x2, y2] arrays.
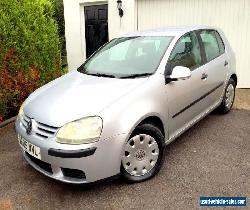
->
[[64, 0, 106, 70], [63, 0, 137, 71], [108, 0, 137, 39], [137, 0, 250, 88]]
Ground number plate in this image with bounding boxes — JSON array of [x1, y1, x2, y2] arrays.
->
[[18, 134, 41, 160]]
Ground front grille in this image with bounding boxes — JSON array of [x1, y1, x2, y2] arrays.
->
[[61, 168, 86, 180], [26, 152, 52, 174], [20, 113, 58, 139]]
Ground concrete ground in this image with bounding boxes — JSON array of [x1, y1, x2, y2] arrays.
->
[[233, 89, 250, 110], [0, 90, 249, 210]]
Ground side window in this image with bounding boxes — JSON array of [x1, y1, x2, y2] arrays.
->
[[215, 31, 225, 54], [168, 32, 202, 70], [200, 30, 222, 62]]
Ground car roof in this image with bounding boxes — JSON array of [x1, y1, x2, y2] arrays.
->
[[123, 25, 218, 37]]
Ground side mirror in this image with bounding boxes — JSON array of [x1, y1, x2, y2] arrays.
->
[[166, 66, 191, 83]]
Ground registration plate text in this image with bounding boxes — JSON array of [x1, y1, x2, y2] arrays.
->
[[18, 135, 41, 160]]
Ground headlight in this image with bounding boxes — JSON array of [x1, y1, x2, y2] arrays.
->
[[18, 103, 24, 118], [56, 116, 103, 144]]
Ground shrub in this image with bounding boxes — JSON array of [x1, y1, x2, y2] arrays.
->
[[0, 0, 62, 122]]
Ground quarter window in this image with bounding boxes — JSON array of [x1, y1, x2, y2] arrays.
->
[[168, 32, 202, 70], [200, 30, 224, 62], [215, 31, 225, 54]]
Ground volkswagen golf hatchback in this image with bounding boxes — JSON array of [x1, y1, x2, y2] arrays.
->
[[15, 26, 237, 184]]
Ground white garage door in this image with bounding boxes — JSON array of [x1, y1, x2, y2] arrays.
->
[[137, 0, 250, 88]]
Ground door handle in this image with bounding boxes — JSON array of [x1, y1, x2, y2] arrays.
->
[[224, 60, 229, 66], [201, 73, 208, 80]]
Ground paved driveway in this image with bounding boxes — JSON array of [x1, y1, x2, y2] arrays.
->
[[0, 93, 249, 209]]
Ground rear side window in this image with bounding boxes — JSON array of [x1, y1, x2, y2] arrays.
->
[[200, 30, 224, 62]]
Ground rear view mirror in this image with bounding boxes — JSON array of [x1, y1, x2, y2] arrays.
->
[[166, 66, 191, 83]]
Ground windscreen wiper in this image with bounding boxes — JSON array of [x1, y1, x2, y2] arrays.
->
[[86, 73, 116, 78], [119, 73, 153, 79]]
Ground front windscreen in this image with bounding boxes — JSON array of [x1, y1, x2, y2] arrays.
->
[[78, 36, 174, 78]]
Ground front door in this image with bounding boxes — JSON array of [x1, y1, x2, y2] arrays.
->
[[166, 31, 210, 140], [84, 5, 108, 58]]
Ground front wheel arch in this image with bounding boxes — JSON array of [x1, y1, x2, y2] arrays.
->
[[137, 116, 165, 139]]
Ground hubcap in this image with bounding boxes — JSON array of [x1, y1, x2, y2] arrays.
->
[[225, 84, 235, 109], [122, 134, 159, 176]]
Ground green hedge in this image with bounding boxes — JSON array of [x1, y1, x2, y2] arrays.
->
[[0, 0, 62, 122]]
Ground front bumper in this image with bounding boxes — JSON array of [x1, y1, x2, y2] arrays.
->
[[15, 118, 127, 184]]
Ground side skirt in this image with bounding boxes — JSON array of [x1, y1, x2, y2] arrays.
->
[[165, 100, 221, 145]]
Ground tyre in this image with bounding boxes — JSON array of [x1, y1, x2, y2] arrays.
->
[[217, 78, 236, 114], [121, 123, 165, 183]]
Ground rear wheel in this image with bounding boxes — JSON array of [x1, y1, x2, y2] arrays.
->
[[121, 124, 165, 183], [217, 78, 236, 114]]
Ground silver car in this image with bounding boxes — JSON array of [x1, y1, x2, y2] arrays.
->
[[15, 26, 237, 184]]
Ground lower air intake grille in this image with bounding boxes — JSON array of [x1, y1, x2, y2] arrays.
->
[[61, 168, 86, 179], [26, 152, 52, 174]]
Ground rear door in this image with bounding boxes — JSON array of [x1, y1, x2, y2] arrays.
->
[[197, 30, 228, 106]]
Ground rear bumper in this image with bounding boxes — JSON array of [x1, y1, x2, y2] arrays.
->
[[15, 118, 127, 184]]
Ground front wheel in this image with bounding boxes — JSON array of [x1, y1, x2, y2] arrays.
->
[[121, 124, 165, 183], [217, 78, 236, 114]]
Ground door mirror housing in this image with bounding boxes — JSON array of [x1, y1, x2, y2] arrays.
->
[[165, 66, 191, 83]]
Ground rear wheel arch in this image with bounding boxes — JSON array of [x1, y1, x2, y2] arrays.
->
[[230, 74, 237, 86]]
